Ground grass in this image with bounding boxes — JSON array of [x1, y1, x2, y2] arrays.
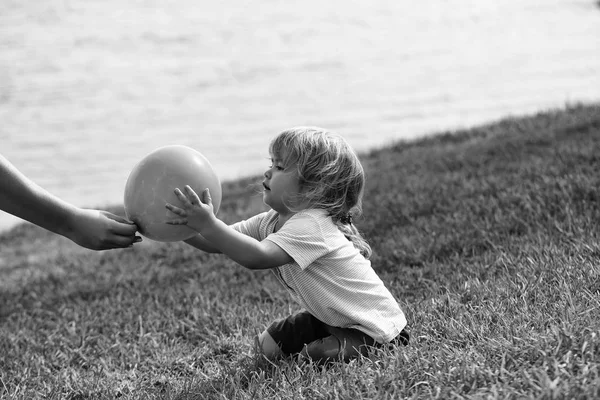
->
[[1, 103, 600, 399]]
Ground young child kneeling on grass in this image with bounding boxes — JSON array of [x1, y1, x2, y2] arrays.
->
[[165, 127, 409, 363]]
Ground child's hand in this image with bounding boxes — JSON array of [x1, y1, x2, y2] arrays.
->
[[165, 186, 215, 233]]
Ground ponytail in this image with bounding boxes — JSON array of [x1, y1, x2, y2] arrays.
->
[[333, 213, 372, 259]]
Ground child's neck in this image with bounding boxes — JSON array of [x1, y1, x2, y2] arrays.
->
[[274, 209, 296, 232]]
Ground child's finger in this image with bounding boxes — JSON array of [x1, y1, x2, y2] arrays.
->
[[185, 185, 202, 205], [166, 218, 188, 225], [173, 188, 190, 203], [165, 203, 186, 215], [202, 188, 212, 205]]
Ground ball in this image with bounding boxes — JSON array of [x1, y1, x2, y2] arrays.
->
[[124, 145, 222, 242]]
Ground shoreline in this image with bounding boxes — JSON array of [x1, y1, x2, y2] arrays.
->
[[2, 101, 597, 236]]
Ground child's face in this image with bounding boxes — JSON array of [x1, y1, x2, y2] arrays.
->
[[262, 155, 301, 214]]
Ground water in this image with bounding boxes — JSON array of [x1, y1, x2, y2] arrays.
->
[[1, 0, 599, 232]]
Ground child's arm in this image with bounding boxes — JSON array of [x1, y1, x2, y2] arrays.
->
[[184, 234, 221, 253], [199, 218, 292, 269], [166, 186, 293, 269]]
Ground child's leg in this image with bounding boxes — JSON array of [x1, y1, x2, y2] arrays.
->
[[300, 325, 376, 363], [257, 330, 283, 360], [257, 311, 328, 359], [257, 311, 397, 363]]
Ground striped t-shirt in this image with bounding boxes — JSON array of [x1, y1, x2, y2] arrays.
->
[[231, 208, 407, 343]]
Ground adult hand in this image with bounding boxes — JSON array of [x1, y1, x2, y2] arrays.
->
[[165, 186, 215, 233], [67, 208, 141, 250]]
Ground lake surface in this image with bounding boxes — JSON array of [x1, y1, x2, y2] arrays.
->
[[1, 0, 599, 232]]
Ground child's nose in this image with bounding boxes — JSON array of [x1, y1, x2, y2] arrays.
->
[[264, 169, 271, 179]]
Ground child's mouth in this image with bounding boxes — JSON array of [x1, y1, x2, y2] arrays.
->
[[262, 182, 270, 191]]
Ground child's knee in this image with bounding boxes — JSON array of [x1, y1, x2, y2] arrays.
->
[[257, 330, 283, 359]]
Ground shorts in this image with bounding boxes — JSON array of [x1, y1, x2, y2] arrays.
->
[[266, 310, 409, 362]]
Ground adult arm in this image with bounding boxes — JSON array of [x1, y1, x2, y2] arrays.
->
[[0, 154, 140, 250]]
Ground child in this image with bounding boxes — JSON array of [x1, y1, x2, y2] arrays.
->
[[165, 127, 408, 363]]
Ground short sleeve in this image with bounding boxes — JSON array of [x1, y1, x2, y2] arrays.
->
[[264, 212, 330, 269], [230, 212, 268, 240]]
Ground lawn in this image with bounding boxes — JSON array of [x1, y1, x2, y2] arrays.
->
[[1, 103, 599, 399]]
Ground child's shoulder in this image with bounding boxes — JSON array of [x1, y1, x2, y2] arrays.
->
[[296, 208, 326, 216], [284, 209, 338, 234], [258, 209, 280, 225], [290, 209, 329, 223], [236, 210, 278, 230]]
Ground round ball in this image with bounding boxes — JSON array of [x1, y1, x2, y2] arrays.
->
[[124, 145, 222, 242]]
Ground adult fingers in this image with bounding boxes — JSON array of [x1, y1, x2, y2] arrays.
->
[[103, 211, 135, 225], [102, 211, 138, 235], [108, 234, 141, 249]]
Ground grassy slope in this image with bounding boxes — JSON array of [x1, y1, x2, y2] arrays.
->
[[1, 103, 599, 399]]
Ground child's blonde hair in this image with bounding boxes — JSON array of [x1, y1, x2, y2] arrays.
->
[[269, 126, 372, 259]]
